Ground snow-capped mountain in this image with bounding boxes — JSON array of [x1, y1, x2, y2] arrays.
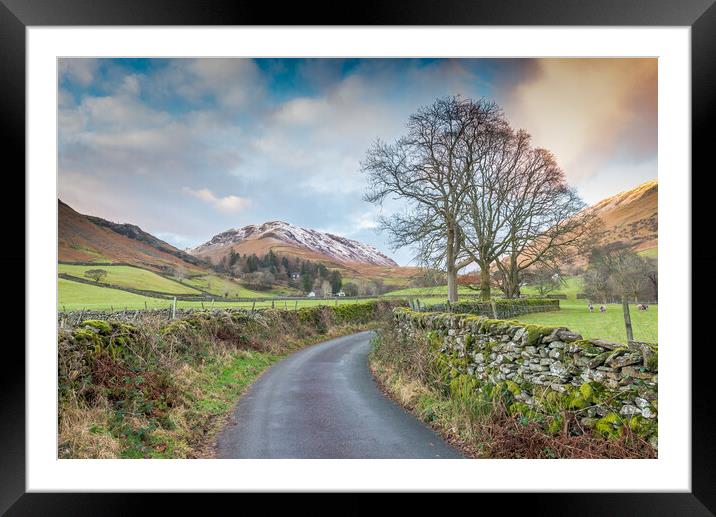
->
[[189, 221, 398, 267]]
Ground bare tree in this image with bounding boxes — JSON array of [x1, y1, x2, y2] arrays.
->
[[645, 256, 658, 302], [175, 265, 187, 284], [582, 266, 612, 304], [409, 268, 447, 288], [461, 126, 531, 300], [623, 255, 649, 303], [587, 245, 649, 342], [362, 96, 503, 302], [522, 264, 565, 296], [490, 146, 597, 298]]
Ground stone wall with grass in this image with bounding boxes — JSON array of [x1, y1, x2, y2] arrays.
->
[[392, 308, 658, 448]]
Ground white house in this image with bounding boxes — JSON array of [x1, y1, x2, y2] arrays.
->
[[307, 291, 316, 297]]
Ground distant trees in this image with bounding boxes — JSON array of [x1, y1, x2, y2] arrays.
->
[[174, 265, 187, 283], [342, 282, 359, 297], [645, 258, 658, 302], [329, 270, 342, 294], [243, 271, 276, 291], [409, 268, 447, 289], [84, 269, 108, 283], [213, 249, 343, 294], [583, 245, 653, 342], [320, 280, 332, 297], [362, 95, 594, 302], [522, 265, 565, 296]]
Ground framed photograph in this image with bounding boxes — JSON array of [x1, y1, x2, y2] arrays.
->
[[4, 0, 713, 512]]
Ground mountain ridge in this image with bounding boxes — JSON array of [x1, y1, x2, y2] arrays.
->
[[189, 220, 398, 267]]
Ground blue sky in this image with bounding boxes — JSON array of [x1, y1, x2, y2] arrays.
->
[[58, 58, 657, 266]]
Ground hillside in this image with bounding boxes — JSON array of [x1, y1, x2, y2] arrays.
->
[[58, 200, 207, 273], [590, 178, 658, 254]]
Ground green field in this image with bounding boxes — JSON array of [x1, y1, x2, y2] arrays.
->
[[58, 278, 180, 310], [59, 264, 201, 295], [520, 275, 583, 299], [58, 278, 381, 311], [515, 299, 657, 343], [180, 274, 272, 298]]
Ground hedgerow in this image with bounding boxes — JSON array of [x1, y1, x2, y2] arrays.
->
[[58, 300, 406, 458]]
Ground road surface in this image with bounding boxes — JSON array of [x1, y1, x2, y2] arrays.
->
[[215, 331, 463, 458]]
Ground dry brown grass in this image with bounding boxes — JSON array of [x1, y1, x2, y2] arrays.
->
[[58, 396, 121, 459]]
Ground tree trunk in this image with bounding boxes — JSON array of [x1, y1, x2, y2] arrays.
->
[[479, 264, 491, 301], [447, 264, 458, 303], [446, 226, 458, 303], [504, 268, 519, 298], [622, 294, 634, 342]]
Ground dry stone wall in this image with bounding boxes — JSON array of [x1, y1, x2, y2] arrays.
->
[[393, 308, 658, 447], [424, 298, 560, 319]]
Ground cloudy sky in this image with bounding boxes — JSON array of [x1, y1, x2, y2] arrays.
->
[[58, 58, 657, 266]]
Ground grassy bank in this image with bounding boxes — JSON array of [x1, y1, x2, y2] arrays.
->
[[58, 300, 403, 458], [368, 326, 655, 459]]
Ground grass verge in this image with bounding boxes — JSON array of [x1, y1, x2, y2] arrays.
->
[[58, 301, 403, 458]]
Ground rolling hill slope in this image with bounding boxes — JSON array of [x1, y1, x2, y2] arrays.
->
[[59, 200, 207, 273], [590, 178, 657, 254]]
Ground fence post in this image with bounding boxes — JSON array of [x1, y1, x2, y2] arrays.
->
[[201, 301, 204, 309], [491, 300, 498, 319], [446, 300, 451, 313], [252, 301, 256, 312], [295, 300, 298, 310], [172, 297, 177, 320], [210, 299, 214, 310], [417, 299, 421, 311], [144, 301, 148, 310], [272, 299, 275, 309]]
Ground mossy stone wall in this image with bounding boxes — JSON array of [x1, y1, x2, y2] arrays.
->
[[392, 308, 658, 447]]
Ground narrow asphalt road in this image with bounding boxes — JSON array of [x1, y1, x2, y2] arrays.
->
[[215, 331, 463, 459]]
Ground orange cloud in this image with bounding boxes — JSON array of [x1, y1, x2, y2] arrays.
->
[[503, 59, 657, 182]]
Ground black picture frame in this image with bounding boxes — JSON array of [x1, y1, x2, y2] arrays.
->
[[2, 0, 713, 513]]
